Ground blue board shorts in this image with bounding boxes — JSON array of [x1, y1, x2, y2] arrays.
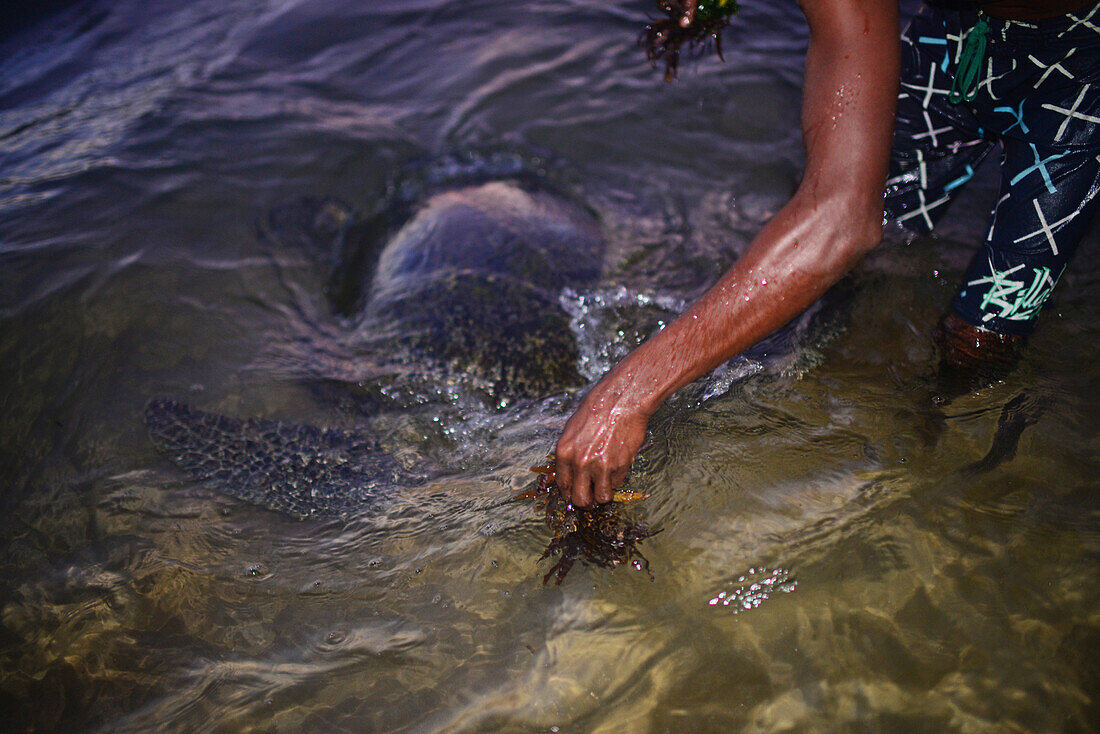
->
[[884, 1, 1100, 336]]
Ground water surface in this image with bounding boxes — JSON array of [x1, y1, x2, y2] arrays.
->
[[2, 1, 1099, 731]]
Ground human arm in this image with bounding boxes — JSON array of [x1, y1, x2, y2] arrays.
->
[[554, 0, 900, 507]]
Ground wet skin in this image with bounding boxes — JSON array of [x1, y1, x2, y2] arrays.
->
[[555, 0, 901, 507]]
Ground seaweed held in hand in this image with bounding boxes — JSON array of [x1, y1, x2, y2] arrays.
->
[[643, 0, 740, 81], [517, 458, 660, 585]]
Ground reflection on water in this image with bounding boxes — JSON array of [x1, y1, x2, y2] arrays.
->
[[2, 0, 1099, 731], [708, 567, 797, 613]]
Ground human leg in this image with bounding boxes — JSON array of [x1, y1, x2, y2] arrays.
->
[[898, 5, 1100, 376], [884, 4, 996, 233]]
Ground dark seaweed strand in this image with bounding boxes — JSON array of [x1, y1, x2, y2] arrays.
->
[[526, 460, 661, 585], [643, 0, 740, 81]]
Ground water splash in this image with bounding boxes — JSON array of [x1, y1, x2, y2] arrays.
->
[[560, 286, 685, 381]]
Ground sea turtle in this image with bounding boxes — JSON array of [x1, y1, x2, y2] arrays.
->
[[361, 179, 604, 401], [147, 162, 609, 516]]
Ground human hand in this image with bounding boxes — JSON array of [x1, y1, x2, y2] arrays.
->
[[553, 378, 651, 508], [679, 1, 696, 28]]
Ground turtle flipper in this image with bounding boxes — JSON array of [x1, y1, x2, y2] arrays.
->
[[144, 399, 406, 517]]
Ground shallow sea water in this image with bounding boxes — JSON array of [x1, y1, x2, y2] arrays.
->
[[2, 1, 1099, 732]]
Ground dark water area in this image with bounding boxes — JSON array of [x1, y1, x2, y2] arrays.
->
[[2, 1, 1099, 731]]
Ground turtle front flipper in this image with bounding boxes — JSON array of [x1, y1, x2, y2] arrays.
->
[[144, 399, 408, 517]]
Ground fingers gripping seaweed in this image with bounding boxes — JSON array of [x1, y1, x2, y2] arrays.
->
[[516, 458, 660, 585], [643, 0, 740, 81]]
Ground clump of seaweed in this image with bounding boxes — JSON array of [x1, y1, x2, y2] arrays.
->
[[643, 0, 740, 81], [516, 457, 660, 585]]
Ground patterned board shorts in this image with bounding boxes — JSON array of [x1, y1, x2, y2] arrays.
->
[[884, 1, 1100, 336]]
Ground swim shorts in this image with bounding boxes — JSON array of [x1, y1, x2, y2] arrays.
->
[[885, 1, 1100, 335]]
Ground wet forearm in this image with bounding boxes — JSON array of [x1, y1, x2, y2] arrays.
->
[[610, 0, 899, 415], [554, 0, 900, 506], [604, 190, 881, 416]]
